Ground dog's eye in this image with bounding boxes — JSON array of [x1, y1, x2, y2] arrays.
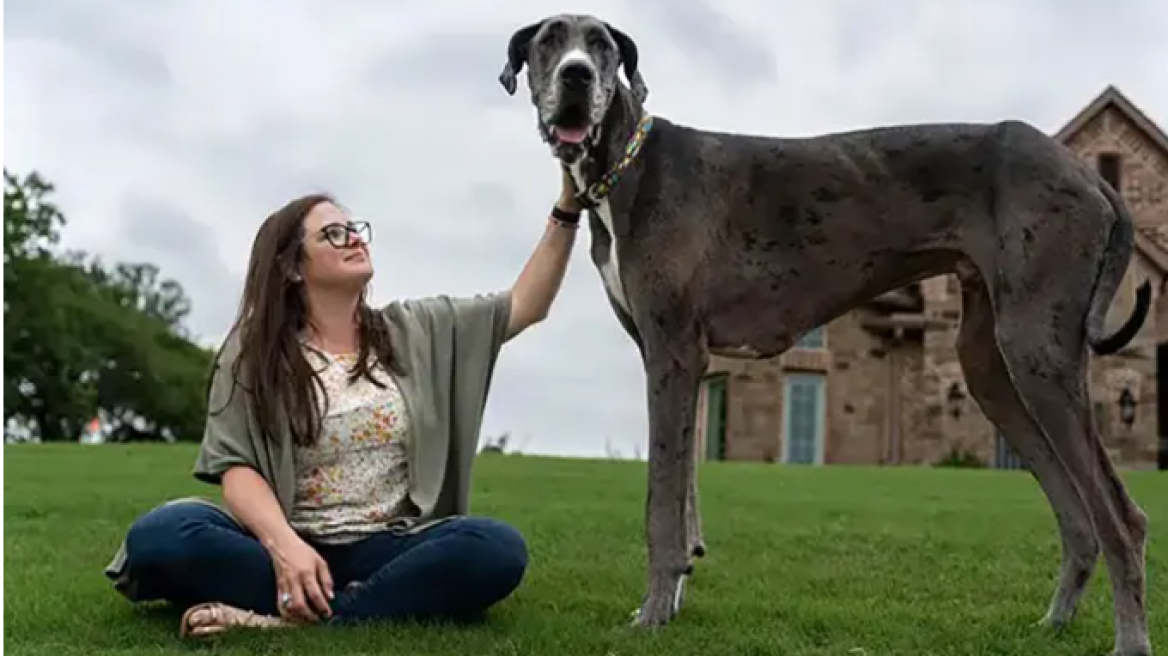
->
[[586, 31, 609, 51], [539, 22, 567, 47]]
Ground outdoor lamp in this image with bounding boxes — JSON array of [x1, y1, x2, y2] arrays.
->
[[1118, 388, 1137, 427], [947, 382, 966, 419]]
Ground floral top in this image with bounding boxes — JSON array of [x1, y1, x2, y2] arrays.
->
[[287, 348, 414, 544]]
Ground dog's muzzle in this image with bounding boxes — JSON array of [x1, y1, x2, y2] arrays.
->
[[550, 62, 596, 145], [558, 62, 594, 95]]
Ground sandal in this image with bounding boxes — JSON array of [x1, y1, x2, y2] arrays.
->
[[179, 602, 292, 638]]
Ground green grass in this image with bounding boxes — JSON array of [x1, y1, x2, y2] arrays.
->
[[4, 444, 1166, 656]]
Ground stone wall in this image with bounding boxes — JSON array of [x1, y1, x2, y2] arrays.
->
[[1064, 105, 1168, 231], [699, 311, 906, 466], [901, 275, 991, 465], [821, 311, 899, 465], [699, 354, 782, 462]]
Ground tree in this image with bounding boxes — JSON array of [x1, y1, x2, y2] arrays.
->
[[3, 170, 64, 264], [4, 168, 214, 442], [4, 170, 95, 438], [85, 260, 193, 335], [480, 432, 512, 454]]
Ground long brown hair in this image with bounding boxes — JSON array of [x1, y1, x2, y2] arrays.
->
[[209, 193, 405, 447]]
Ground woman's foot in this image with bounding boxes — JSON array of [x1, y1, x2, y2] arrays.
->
[[179, 602, 293, 638]]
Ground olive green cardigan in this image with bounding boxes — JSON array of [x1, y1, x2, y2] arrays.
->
[[104, 292, 512, 601]]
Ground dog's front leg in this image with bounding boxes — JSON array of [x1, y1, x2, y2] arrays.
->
[[686, 460, 706, 560], [631, 341, 705, 628]]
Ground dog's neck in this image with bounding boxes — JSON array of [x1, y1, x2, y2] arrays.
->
[[573, 84, 647, 198]]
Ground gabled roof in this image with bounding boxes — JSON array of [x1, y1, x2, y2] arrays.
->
[[1053, 84, 1168, 158], [1053, 85, 1168, 274], [1134, 230, 1168, 275]]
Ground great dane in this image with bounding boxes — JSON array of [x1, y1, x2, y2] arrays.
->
[[497, 13, 1153, 655]]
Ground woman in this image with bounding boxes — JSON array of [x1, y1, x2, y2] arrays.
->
[[103, 168, 584, 637]]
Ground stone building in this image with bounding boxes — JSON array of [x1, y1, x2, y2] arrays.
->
[[695, 85, 1168, 471]]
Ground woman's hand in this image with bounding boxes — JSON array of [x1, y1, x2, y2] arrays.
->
[[558, 166, 582, 212], [265, 533, 334, 624], [219, 467, 332, 623]]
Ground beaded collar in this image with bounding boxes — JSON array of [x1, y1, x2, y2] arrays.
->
[[573, 113, 654, 210]]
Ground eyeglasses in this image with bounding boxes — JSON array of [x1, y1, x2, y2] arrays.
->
[[318, 221, 372, 249]]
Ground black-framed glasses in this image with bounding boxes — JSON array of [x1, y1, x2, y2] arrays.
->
[[319, 221, 372, 248]]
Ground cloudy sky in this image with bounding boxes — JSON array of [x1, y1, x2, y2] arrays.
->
[[5, 0, 1167, 458]]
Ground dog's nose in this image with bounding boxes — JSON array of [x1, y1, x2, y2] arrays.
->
[[560, 63, 594, 88]]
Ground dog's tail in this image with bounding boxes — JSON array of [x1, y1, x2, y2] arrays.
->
[[1085, 181, 1151, 356]]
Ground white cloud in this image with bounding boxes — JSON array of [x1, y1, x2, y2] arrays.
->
[[5, 0, 1166, 458]]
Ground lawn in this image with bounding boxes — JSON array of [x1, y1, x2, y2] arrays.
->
[[4, 444, 1166, 655]]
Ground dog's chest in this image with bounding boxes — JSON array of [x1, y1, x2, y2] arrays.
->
[[569, 163, 631, 315]]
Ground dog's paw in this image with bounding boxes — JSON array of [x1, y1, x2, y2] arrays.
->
[[629, 575, 686, 628], [629, 601, 674, 628], [1032, 609, 1073, 634]]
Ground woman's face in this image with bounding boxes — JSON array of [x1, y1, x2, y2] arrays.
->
[[299, 201, 373, 290]]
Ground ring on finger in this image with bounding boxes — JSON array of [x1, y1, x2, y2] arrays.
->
[[280, 592, 292, 609]]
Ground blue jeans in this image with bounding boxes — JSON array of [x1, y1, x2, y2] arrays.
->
[[122, 501, 529, 624]]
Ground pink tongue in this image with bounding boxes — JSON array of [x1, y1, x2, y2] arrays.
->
[[555, 126, 589, 144]]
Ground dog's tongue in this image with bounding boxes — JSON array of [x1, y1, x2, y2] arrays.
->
[[555, 126, 589, 144]]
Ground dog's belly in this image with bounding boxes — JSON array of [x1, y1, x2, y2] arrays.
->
[[701, 249, 957, 358]]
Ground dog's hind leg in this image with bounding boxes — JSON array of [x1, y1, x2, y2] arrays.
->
[[953, 272, 1099, 630], [631, 335, 707, 628], [986, 283, 1151, 656]]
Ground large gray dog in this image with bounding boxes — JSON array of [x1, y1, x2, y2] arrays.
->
[[497, 13, 1153, 655]]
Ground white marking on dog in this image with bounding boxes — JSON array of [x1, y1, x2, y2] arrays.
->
[[555, 47, 594, 74], [547, 47, 606, 127], [569, 162, 630, 315]]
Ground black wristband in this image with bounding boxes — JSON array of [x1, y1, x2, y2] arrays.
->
[[551, 204, 581, 224]]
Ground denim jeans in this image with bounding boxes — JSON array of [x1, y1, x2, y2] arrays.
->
[[122, 500, 529, 624]]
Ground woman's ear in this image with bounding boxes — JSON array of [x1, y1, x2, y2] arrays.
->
[[283, 258, 303, 285]]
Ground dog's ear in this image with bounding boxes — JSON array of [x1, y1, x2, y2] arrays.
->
[[498, 21, 544, 96], [604, 22, 649, 104]]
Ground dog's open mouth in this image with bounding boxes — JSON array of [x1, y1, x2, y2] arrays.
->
[[549, 104, 592, 145], [553, 125, 589, 144]]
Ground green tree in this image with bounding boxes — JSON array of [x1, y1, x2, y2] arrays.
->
[[4, 170, 64, 263], [4, 168, 214, 442], [4, 170, 95, 438], [85, 260, 193, 335]]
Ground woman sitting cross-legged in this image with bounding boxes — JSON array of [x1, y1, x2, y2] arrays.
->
[[103, 169, 583, 637]]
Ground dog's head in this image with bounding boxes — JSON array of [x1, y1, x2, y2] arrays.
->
[[498, 14, 648, 164]]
